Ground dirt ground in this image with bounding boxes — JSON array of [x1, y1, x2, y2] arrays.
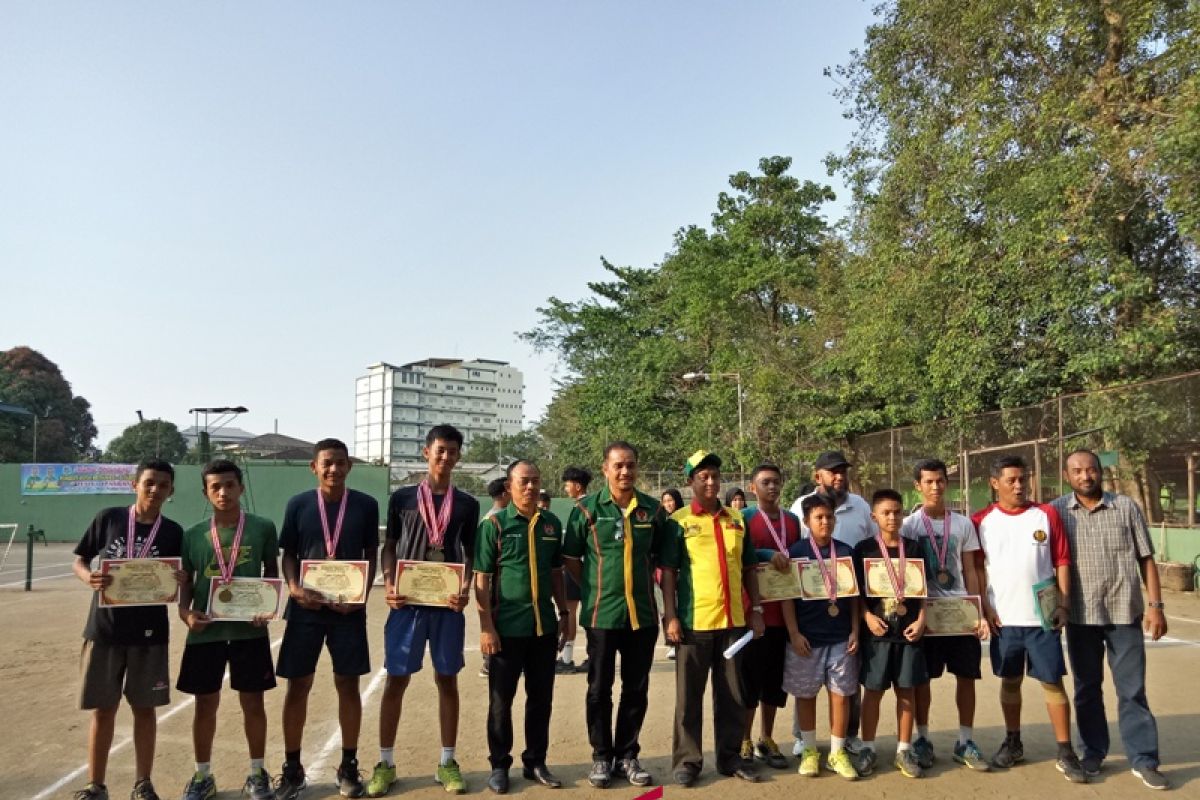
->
[[3, 543, 1199, 799]]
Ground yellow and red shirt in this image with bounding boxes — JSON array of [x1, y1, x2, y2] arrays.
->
[[661, 500, 756, 630]]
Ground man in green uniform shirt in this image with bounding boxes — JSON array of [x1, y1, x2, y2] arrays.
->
[[563, 442, 664, 789], [474, 460, 570, 794]]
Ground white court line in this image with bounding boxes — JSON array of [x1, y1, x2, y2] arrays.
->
[[31, 636, 285, 800], [0, 559, 77, 577], [1166, 613, 1200, 625], [307, 668, 389, 778], [0, 571, 77, 589], [1148, 635, 1200, 648]]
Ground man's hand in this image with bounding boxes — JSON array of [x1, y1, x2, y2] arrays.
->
[[1144, 607, 1167, 641], [864, 612, 887, 637], [87, 571, 113, 591], [480, 628, 501, 655], [770, 552, 790, 572], [250, 612, 274, 628], [1051, 606, 1069, 630], [749, 609, 766, 639], [985, 603, 1003, 635], [846, 630, 859, 655], [181, 609, 211, 633], [447, 592, 469, 613], [975, 618, 990, 640], [290, 586, 325, 611], [903, 617, 925, 642], [665, 617, 683, 644], [788, 630, 811, 657], [384, 587, 408, 610], [328, 602, 359, 615]]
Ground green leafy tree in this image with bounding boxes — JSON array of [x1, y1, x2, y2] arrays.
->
[[104, 420, 189, 464], [463, 430, 545, 465], [0, 346, 97, 462]]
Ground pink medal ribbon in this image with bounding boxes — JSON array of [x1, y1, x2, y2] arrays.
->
[[126, 505, 163, 559], [210, 511, 246, 585], [920, 509, 953, 587], [807, 533, 840, 615], [317, 489, 348, 559], [417, 480, 455, 550], [875, 533, 908, 614], [759, 510, 790, 553]]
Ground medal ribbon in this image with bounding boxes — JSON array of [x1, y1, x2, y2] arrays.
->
[[760, 510, 790, 553], [417, 479, 455, 549], [126, 505, 163, 559], [210, 511, 246, 585], [920, 508, 951, 575], [526, 511, 543, 636], [807, 533, 838, 605], [317, 489, 348, 559], [875, 533, 907, 604]]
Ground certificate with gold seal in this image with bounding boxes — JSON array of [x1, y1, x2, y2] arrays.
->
[[206, 577, 284, 621], [924, 595, 983, 637], [754, 561, 804, 602], [394, 560, 465, 607], [797, 557, 859, 600], [863, 558, 928, 598], [98, 557, 182, 608], [299, 559, 370, 604]]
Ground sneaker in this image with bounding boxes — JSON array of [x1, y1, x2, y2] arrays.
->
[[843, 736, 864, 755], [913, 736, 935, 769], [1056, 751, 1089, 784], [74, 783, 109, 800], [588, 761, 612, 789], [953, 740, 991, 772], [615, 758, 652, 787], [181, 773, 216, 800], [336, 760, 365, 797], [666, 646, 676, 661], [992, 736, 1024, 769], [792, 738, 804, 757], [365, 762, 396, 797], [856, 748, 878, 777], [479, 658, 490, 678], [1133, 767, 1169, 791], [435, 760, 466, 794], [554, 660, 575, 675], [825, 749, 859, 780], [797, 746, 820, 777], [754, 737, 788, 769], [131, 780, 162, 800], [739, 739, 755, 767], [895, 748, 924, 779], [244, 769, 273, 800], [1080, 756, 1102, 777], [273, 763, 306, 800]]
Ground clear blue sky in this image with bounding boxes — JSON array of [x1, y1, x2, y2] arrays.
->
[[1, 1, 877, 449]]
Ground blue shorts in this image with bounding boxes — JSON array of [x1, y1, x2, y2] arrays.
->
[[989, 625, 1066, 683], [384, 606, 466, 677]]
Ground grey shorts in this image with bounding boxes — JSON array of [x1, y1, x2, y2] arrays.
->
[[79, 640, 170, 709], [783, 640, 859, 698]]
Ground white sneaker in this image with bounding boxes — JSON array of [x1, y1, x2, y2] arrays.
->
[[792, 739, 804, 757]]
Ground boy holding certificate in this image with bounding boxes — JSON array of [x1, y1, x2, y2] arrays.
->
[[276, 439, 380, 800], [177, 460, 280, 800], [901, 458, 990, 772], [780, 493, 860, 780], [369, 425, 479, 797], [853, 489, 927, 779], [71, 460, 185, 800]]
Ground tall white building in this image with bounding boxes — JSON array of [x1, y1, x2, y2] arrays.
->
[[354, 358, 525, 463]]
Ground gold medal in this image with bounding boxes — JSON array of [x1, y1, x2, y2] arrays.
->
[[428, 547, 445, 563], [936, 569, 952, 588], [896, 602, 908, 616], [827, 603, 839, 618], [218, 588, 233, 603]]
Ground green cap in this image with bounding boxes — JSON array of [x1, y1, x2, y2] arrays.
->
[[684, 449, 722, 478]]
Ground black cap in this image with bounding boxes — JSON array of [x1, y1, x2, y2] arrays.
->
[[813, 450, 852, 471]]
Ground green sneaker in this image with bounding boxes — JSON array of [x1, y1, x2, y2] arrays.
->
[[366, 762, 396, 797], [825, 749, 859, 780], [797, 746, 821, 777], [435, 760, 466, 794]]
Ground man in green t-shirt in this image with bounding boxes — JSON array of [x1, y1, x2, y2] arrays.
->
[[474, 460, 570, 794], [177, 460, 280, 800]]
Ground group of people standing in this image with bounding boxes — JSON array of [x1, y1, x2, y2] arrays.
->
[[69, 427, 1171, 800]]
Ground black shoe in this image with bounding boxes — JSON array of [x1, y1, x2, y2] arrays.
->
[[336, 759, 365, 798], [522, 766, 562, 789], [673, 768, 698, 788], [1081, 756, 1103, 777], [718, 766, 761, 783], [273, 762, 306, 800], [487, 769, 509, 795], [1056, 751, 1089, 784]]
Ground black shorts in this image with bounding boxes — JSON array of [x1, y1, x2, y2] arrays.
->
[[924, 635, 982, 680], [565, 571, 582, 602], [860, 637, 929, 691], [276, 619, 371, 679], [742, 626, 788, 708], [177, 638, 276, 695]]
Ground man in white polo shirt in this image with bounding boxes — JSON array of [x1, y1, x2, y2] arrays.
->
[[788, 450, 876, 760], [974, 454, 1086, 784]]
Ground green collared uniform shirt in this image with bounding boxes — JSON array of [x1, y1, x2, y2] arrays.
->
[[475, 504, 563, 637]]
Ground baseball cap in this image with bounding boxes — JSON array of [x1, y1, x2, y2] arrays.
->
[[813, 450, 852, 471], [684, 450, 722, 478]]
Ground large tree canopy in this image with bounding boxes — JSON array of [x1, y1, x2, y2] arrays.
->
[[0, 346, 97, 462], [104, 419, 189, 464]]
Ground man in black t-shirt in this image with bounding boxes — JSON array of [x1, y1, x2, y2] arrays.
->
[[71, 459, 184, 800], [275, 439, 380, 800], [368, 425, 479, 797]]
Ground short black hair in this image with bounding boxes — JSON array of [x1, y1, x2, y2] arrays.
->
[[750, 463, 782, 482], [539, 490, 552, 503], [990, 454, 1027, 478], [426, 425, 464, 448], [313, 438, 349, 459], [487, 477, 508, 499], [603, 440, 639, 461], [1065, 449, 1101, 469], [912, 458, 948, 481], [871, 488, 904, 508], [201, 459, 243, 490], [561, 466, 592, 488], [724, 487, 745, 505], [135, 458, 175, 481], [505, 459, 538, 479], [800, 493, 835, 519]]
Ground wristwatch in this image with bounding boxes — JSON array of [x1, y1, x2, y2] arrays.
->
[[1148, 601, 1165, 609], [751, 605, 764, 614]]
